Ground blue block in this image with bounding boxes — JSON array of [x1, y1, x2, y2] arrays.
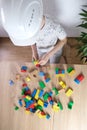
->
[[9, 80, 14, 86], [39, 71, 45, 76], [29, 108, 36, 113], [21, 66, 27, 71], [49, 100, 54, 105], [25, 87, 29, 91], [39, 89, 44, 98], [74, 79, 80, 84], [26, 100, 34, 109], [48, 91, 53, 96], [44, 102, 48, 108], [55, 71, 58, 74], [18, 99, 22, 107], [46, 114, 50, 119], [62, 70, 65, 74], [45, 78, 50, 83], [31, 89, 37, 98]]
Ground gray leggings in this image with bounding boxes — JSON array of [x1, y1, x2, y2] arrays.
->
[[37, 48, 63, 64]]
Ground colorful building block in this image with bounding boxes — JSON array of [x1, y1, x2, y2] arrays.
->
[[67, 67, 75, 75], [59, 81, 66, 89], [46, 114, 50, 119], [39, 89, 44, 98], [31, 89, 37, 98], [52, 102, 60, 112], [14, 106, 19, 110], [37, 99, 44, 107], [9, 80, 14, 86], [21, 66, 27, 72], [44, 101, 48, 108], [65, 88, 73, 97], [74, 73, 84, 84], [52, 87, 59, 95], [18, 99, 23, 107], [25, 76, 31, 82], [57, 101, 63, 110], [43, 93, 49, 101], [68, 100, 74, 109], [34, 89, 40, 100], [39, 81, 46, 89], [39, 71, 45, 76]]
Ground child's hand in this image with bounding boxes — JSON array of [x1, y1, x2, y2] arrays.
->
[[32, 52, 39, 61], [39, 54, 49, 65]]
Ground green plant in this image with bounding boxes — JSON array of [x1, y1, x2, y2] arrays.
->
[[77, 5, 87, 62]]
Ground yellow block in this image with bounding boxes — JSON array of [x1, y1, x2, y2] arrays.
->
[[37, 99, 44, 107], [26, 76, 31, 82], [59, 81, 66, 89], [34, 60, 39, 65], [25, 110, 30, 114], [69, 70, 75, 76], [35, 89, 40, 100], [56, 74, 65, 77], [26, 95, 32, 100], [53, 105, 60, 112], [37, 111, 46, 118], [65, 88, 73, 97]]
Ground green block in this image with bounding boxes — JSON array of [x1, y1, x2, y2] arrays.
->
[[43, 93, 49, 101], [15, 106, 19, 110], [39, 81, 46, 89], [57, 102, 63, 110], [36, 105, 43, 111], [21, 88, 26, 95], [52, 87, 59, 95], [67, 67, 74, 73], [55, 68, 59, 71], [24, 98, 29, 102], [68, 101, 74, 109]]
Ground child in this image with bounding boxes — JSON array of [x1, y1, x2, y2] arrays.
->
[[31, 16, 67, 65]]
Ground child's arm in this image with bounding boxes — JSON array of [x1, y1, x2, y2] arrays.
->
[[39, 37, 67, 65], [31, 44, 39, 60]]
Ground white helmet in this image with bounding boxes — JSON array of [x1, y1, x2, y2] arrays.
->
[[0, 0, 43, 46]]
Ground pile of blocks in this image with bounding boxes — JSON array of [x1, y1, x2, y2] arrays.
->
[[9, 65, 85, 120]]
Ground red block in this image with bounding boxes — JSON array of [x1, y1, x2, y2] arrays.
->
[[77, 74, 84, 81], [22, 83, 28, 87], [36, 64, 40, 67], [48, 96, 52, 102], [21, 69, 27, 72], [25, 90, 31, 95]]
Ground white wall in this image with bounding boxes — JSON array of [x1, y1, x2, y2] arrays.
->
[[0, 0, 87, 37]]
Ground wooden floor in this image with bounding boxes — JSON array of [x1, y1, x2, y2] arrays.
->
[[0, 37, 82, 64]]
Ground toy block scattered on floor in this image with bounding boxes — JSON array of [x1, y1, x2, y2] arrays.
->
[[57, 101, 63, 110], [68, 100, 74, 109], [32, 60, 40, 67], [39, 81, 46, 89], [67, 67, 75, 75], [74, 73, 84, 84], [65, 88, 73, 97], [52, 87, 59, 95], [59, 81, 66, 89], [9, 80, 14, 86], [52, 102, 60, 112], [25, 76, 31, 82], [55, 67, 65, 77], [10, 64, 85, 120], [21, 66, 27, 72]]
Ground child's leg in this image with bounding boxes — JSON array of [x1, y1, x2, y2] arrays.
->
[[50, 48, 63, 63]]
